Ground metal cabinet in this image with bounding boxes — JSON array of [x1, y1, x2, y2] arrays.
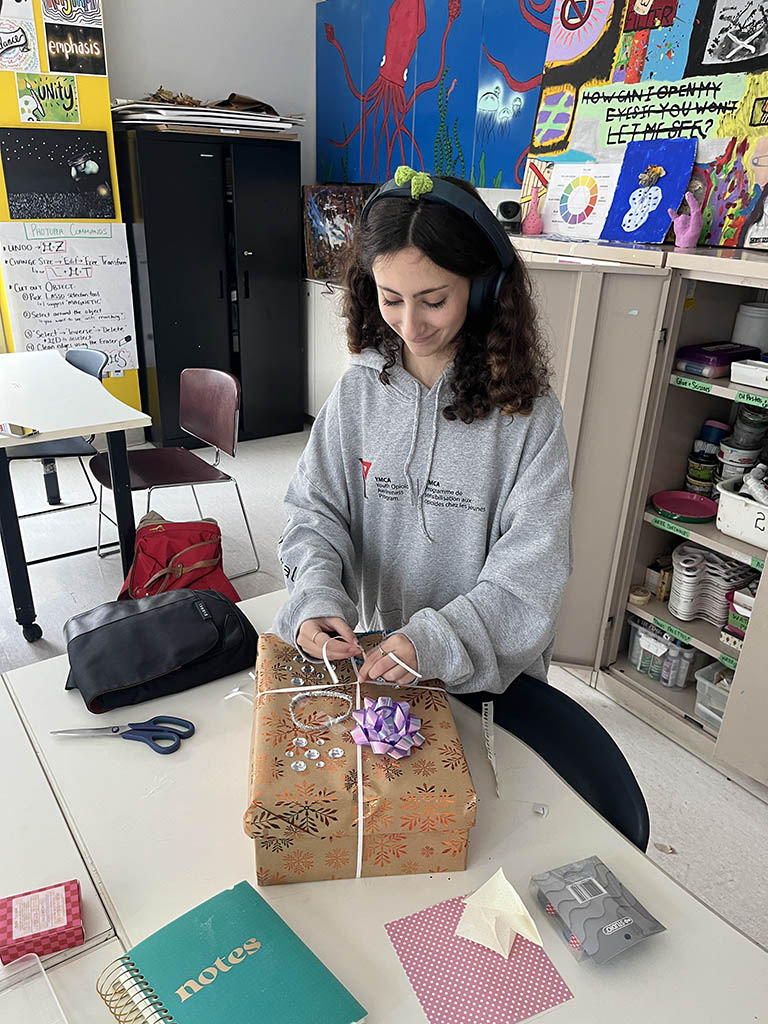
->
[[528, 241, 768, 798], [302, 236, 768, 796], [115, 129, 304, 446]]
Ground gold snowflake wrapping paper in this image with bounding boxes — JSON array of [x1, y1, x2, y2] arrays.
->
[[243, 633, 478, 885]]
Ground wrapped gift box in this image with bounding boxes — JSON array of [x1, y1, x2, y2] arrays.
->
[[243, 633, 477, 885]]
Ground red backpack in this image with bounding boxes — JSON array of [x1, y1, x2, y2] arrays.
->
[[118, 512, 240, 603]]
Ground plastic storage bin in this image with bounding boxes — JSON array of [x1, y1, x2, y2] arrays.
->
[[627, 618, 696, 687], [729, 359, 768, 389], [694, 661, 733, 733], [675, 341, 761, 378], [716, 478, 768, 550], [0, 954, 67, 1024], [731, 302, 768, 352]]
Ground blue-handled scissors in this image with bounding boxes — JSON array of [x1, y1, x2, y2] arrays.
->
[[50, 715, 195, 755]]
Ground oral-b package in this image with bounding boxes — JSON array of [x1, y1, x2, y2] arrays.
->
[[530, 856, 665, 964]]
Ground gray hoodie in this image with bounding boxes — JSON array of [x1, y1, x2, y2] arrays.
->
[[273, 346, 572, 694]]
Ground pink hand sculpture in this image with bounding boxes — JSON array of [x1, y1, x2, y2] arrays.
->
[[668, 191, 702, 248], [522, 184, 544, 236]]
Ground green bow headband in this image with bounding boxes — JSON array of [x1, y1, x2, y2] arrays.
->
[[394, 165, 434, 199]]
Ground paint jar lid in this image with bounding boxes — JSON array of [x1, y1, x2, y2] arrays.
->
[[629, 586, 651, 606], [700, 420, 730, 443]]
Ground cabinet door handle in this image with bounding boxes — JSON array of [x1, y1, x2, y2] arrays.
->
[[243, 249, 253, 257], [243, 269, 250, 299]]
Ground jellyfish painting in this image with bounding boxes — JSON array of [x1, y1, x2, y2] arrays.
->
[[475, 0, 555, 184], [325, 0, 462, 182]]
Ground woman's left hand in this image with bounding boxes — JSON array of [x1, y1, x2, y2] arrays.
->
[[358, 633, 419, 686]]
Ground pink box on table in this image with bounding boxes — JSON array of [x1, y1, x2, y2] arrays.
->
[[0, 880, 84, 964]]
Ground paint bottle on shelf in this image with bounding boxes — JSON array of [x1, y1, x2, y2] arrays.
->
[[676, 646, 697, 687], [660, 646, 680, 687]]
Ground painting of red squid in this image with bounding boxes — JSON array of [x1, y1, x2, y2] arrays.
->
[[323, 0, 460, 182], [316, 0, 556, 188]]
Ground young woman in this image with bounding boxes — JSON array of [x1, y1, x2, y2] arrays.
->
[[273, 168, 572, 695]]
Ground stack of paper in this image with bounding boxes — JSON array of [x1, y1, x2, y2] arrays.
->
[[112, 101, 304, 134]]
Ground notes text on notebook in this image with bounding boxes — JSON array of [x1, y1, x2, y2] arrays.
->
[[97, 881, 367, 1023]]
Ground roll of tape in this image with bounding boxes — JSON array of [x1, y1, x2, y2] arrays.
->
[[629, 586, 651, 606]]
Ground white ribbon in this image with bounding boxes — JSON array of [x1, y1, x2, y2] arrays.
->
[[481, 700, 501, 798]]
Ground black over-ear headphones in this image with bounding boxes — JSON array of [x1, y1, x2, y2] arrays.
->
[[360, 176, 517, 318]]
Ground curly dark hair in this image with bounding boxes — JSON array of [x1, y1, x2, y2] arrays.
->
[[342, 175, 550, 422]]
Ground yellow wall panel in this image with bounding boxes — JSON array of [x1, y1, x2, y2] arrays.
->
[[0, 0, 140, 410]]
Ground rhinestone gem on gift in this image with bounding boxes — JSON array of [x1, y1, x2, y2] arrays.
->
[[316, 738, 326, 745], [301, 664, 314, 675], [285, 750, 295, 758], [316, 761, 325, 768], [291, 760, 307, 772], [328, 747, 345, 759], [293, 737, 308, 748], [291, 677, 303, 686], [306, 749, 320, 760]]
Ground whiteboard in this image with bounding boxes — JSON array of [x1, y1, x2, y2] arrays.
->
[[0, 221, 139, 372]]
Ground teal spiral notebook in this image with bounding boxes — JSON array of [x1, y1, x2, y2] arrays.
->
[[96, 882, 367, 1023]]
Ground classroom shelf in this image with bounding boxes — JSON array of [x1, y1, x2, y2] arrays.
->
[[612, 656, 720, 738], [625, 597, 739, 669], [643, 509, 766, 571], [669, 372, 768, 409]]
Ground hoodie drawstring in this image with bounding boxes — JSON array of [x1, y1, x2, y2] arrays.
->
[[402, 383, 421, 507], [415, 377, 443, 542]]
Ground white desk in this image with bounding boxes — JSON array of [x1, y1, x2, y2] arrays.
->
[[0, 351, 150, 642], [0, 682, 113, 965], [4, 590, 768, 1022]]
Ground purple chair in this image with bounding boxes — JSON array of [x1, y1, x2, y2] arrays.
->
[[89, 368, 259, 577]]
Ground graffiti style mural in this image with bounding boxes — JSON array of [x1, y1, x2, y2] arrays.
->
[[316, 0, 555, 188], [524, 0, 768, 247], [317, 0, 768, 247]]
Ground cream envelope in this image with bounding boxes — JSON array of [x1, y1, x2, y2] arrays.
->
[[455, 867, 542, 958]]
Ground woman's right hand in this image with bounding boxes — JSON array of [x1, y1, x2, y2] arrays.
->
[[297, 617, 362, 661]]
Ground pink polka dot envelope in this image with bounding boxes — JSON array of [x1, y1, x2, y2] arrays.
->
[[385, 894, 573, 1023]]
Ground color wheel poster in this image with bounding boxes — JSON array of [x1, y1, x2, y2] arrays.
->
[[541, 163, 622, 240]]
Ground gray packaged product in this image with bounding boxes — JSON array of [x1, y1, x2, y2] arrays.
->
[[531, 855, 665, 964]]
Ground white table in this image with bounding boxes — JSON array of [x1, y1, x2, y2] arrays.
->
[[3, 590, 768, 1022], [0, 682, 113, 966], [0, 351, 150, 641]]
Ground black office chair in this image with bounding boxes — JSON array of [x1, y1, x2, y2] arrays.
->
[[8, 349, 109, 564], [458, 675, 650, 851]]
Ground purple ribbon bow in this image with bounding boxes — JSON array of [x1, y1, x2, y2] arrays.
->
[[350, 696, 425, 760]]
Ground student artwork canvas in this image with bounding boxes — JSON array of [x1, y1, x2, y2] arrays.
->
[[0, 0, 40, 73], [17, 72, 80, 123], [41, 0, 103, 27], [303, 184, 374, 281], [0, 128, 114, 219], [601, 138, 697, 243], [523, 0, 768, 247]]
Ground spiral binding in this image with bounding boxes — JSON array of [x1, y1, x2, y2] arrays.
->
[[96, 956, 176, 1023]]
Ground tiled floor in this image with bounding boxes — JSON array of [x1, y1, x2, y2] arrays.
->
[[2, 428, 767, 950]]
